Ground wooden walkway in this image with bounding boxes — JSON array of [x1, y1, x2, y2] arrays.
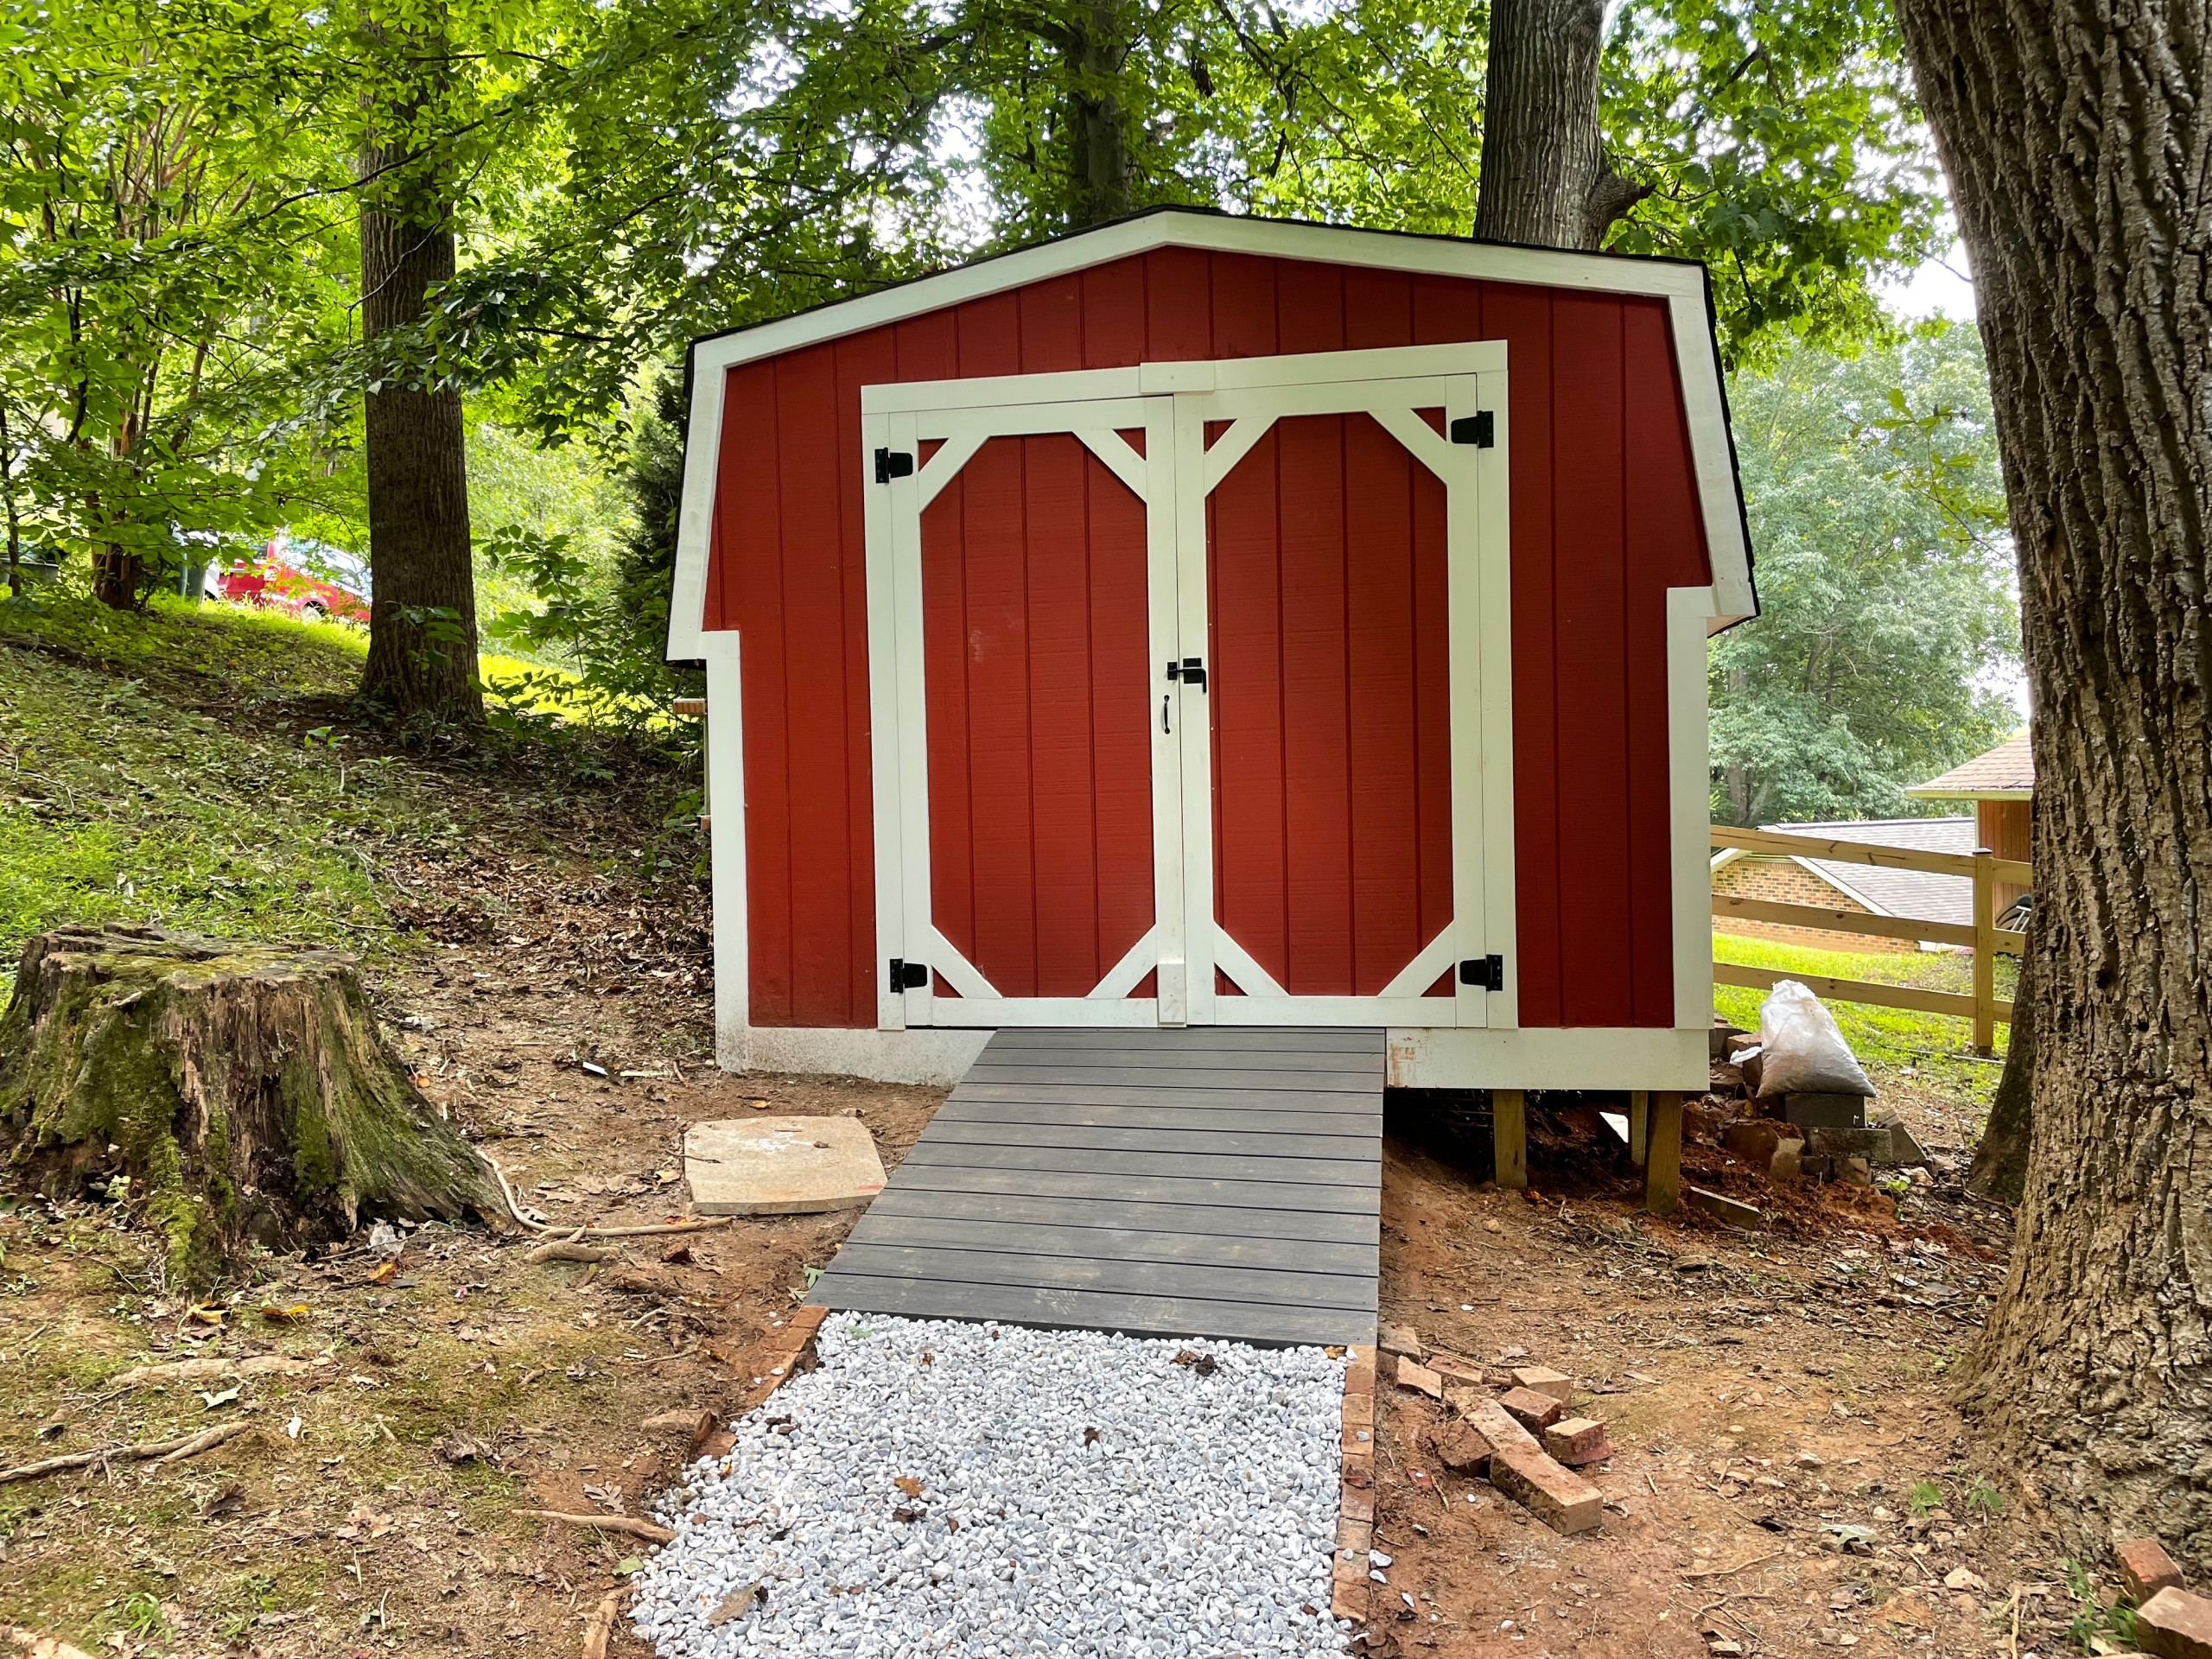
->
[[806, 1027, 1383, 1347]]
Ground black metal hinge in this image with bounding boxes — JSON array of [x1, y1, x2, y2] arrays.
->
[[887, 957, 929, 993], [874, 448, 915, 484], [1459, 954, 1504, 990], [1448, 411, 1495, 448]]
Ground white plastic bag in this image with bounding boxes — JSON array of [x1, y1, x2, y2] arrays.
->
[[1755, 979, 1874, 1098]]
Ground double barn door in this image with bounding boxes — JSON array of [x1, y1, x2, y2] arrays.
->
[[863, 343, 1513, 1032]]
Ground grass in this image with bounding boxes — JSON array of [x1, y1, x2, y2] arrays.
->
[[1713, 931, 2013, 1113], [0, 588, 692, 1000]]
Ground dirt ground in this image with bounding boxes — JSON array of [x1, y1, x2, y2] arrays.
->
[[0, 839, 2122, 1658]]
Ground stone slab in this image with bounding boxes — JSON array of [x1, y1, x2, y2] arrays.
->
[[1688, 1185, 1764, 1229], [684, 1116, 887, 1215]]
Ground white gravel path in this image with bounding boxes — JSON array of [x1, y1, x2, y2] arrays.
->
[[631, 1313, 1353, 1658]]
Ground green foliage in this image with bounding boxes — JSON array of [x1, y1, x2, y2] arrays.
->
[[1965, 1476, 2003, 1516], [1905, 1477, 1942, 1516], [1713, 323, 2019, 827]]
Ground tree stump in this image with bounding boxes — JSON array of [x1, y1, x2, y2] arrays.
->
[[0, 924, 505, 1284]]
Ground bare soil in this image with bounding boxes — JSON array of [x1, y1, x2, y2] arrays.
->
[[0, 828, 2118, 1659]]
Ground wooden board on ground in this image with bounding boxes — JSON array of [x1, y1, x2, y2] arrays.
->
[[807, 1027, 1384, 1346]]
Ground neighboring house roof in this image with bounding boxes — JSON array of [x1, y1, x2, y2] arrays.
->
[[1907, 731, 2034, 800], [1712, 817, 1977, 928]]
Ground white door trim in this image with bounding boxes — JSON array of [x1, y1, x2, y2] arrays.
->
[[867, 345, 1513, 1032]]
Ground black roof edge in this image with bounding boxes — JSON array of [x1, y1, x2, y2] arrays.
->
[[1696, 263, 1760, 628]]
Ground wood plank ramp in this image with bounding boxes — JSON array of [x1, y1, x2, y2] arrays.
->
[[805, 1027, 1383, 1347]]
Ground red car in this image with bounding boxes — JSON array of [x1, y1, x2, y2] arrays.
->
[[219, 539, 371, 622]]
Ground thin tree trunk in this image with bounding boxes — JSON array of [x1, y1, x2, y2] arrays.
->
[[1471, 0, 1647, 249], [1065, 0, 1131, 226], [1893, 0, 2212, 1566], [1966, 937, 2032, 1205], [358, 7, 482, 723]]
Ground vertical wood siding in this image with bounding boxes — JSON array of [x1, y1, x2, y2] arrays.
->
[[709, 251, 1712, 1027], [919, 435, 1156, 998]]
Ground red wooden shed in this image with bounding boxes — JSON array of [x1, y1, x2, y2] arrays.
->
[[667, 209, 1757, 1091]]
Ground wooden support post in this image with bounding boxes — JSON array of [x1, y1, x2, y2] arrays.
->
[[1492, 1088, 1528, 1189], [1628, 1090, 1649, 1167], [1972, 848, 1996, 1056], [1643, 1091, 1683, 1215]]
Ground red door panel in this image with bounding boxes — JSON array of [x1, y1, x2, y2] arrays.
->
[[918, 434, 1154, 997], [1206, 413, 1454, 997]]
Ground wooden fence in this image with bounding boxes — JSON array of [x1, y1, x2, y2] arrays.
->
[[1710, 825, 2029, 1054]]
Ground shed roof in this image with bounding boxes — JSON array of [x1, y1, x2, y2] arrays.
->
[[1906, 732, 2034, 801], [1713, 817, 1978, 927], [667, 207, 1756, 662]]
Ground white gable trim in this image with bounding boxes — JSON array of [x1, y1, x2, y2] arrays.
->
[[664, 211, 1756, 660]]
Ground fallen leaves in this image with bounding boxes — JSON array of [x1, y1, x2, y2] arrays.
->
[[706, 1584, 763, 1627], [893, 1476, 923, 1498], [1170, 1350, 1218, 1377]]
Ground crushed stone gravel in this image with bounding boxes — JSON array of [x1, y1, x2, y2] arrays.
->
[[631, 1312, 1352, 1657]]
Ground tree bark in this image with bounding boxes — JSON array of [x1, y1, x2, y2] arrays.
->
[[0, 925, 504, 1287], [358, 6, 483, 723], [1892, 0, 2212, 1566], [1472, 0, 1649, 249]]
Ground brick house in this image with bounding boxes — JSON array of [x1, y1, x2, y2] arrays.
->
[[1711, 817, 1978, 953]]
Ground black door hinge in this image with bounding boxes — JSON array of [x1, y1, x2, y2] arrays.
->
[[887, 957, 929, 993], [1448, 411, 1495, 448], [874, 448, 915, 484], [1166, 656, 1207, 691], [1459, 954, 1504, 990]]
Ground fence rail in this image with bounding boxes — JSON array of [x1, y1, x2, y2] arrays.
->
[[1711, 825, 2026, 1054]]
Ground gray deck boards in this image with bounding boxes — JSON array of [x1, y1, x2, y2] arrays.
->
[[806, 1027, 1383, 1345]]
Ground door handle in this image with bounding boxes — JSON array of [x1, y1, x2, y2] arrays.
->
[[1161, 695, 1170, 734]]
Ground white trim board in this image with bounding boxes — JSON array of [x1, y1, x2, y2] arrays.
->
[[666, 210, 1756, 662]]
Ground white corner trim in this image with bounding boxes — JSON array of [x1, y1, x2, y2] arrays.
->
[[703, 631, 748, 1065], [667, 212, 1753, 662], [1669, 585, 1718, 1032]]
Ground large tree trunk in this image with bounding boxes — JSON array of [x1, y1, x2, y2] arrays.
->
[[0, 925, 504, 1287], [1893, 0, 2212, 1567], [359, 6, 483, 724], [1471, 0, 1648, 249], [1059, 0, 1133, 226]]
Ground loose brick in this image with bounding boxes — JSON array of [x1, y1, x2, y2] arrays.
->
[[1395, 1357, 1444, 1398], [1511, 1365, 1574, 1402], [1426, 1418, 1494, 1474], [1488, 1443, 1604, 1535], [2121, 1538, 2186, 1601], [1462, 1397, 1542, 1457], [1427, 1351, 1487, 1383], [1499, 1386, 1564, 1430], [1379, 1324, 1424, 1358], [1541, 1416, 1614, 1466], [2139, 1587, 2212, 1659], [1330, 1582, 1368, 1624]]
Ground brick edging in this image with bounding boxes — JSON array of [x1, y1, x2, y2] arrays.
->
[[738, 1305, 830, 1411], [1332, 1343, 1376, 1627]]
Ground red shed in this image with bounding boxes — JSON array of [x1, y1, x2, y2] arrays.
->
[[667, 210, 1757, 1091]]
